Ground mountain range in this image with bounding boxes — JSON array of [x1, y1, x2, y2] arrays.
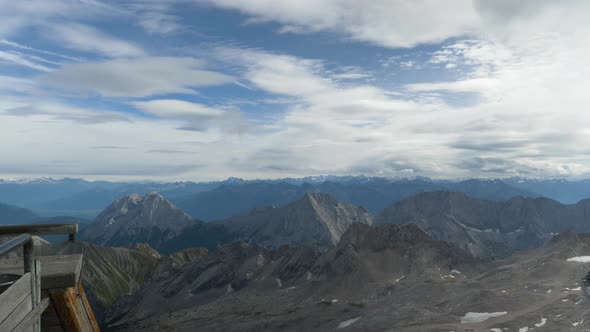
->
[[377, 191, 590, 259], [6, 177, 590, 330], [80, 223, 590, 331], [1, 176, 581, 220], [72, 189, 590, 261]]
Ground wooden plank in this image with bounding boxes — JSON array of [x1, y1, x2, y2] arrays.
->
[[12, 297, 50, 332], [76, 283, 101, 332], [33, 259, 41, 332], [0, 234, 31, 257], [0, 273, 31, 324], [0, 293, 32, 331], [0, 224, 78, 238], [49, 287, 100, 332], [49, 288, 80, 332], [0, 255, 82, 289]]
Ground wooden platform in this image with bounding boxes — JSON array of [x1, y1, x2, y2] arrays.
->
[[0, 224, 99, 331], [0, 255, 83, 290], [0, 255, 99, 332]]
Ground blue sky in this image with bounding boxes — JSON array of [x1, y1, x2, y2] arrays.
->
[[1, 0, 590, 181]]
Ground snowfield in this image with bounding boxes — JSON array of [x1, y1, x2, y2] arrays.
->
[[338, 317, 361, 329], [460, 312, 507, 323], [566, 256, 590, 262], [535, 318, 547, 327]]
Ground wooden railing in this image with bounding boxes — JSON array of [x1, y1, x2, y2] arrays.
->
[[0, 223, 100, 332], [0, 233, 47, 332], [0, 224, 78, 241]]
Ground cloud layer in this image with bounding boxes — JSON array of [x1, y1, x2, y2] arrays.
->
[[0, 1, 589, 180]]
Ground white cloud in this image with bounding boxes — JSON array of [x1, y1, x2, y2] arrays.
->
[[0, 76, 36, 94], [0, 98, 131, 124], [203, 0, 480, 48], [0, 113, 214, 180], [43, 57, 233, 97], [212, 47, 448, 177], [133, 99, 224, 118], [0, 0, 125, 38], [405, 78, 500, 94], [3, 1, 590, 180], [48, 23, 144, 57], [0, 50, 53, 72], [131, 99, 248, 133], [0, 39, 83, 62], [137, 11, 183, 35]]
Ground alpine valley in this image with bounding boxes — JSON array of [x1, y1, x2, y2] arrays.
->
[[2, 177, 590, 331]]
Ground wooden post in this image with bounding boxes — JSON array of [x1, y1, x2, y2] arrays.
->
[[49, 284, 101, 332], [33, 259, 41, 332], [22, 240, 33, 274]]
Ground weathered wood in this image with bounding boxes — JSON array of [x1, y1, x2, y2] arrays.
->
[[12, 297, 50, 332], [0, 234, 31, 257], [33, 259, 41, 332], [50, 287, 96, 332], [0, 273, 31, 324], [0, 224, 78, 239], [49, 288, 80, 332], [23, 240, 34, 274], [0, 293, 32, 331], [0, 255, 83, 290], [76, 283, 101, 332]]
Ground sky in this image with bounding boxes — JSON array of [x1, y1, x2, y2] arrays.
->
[[1, 0, 590, 181]]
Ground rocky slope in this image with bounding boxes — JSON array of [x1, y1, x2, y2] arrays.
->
[[376, 191, 590, 258], [93, 227, 590, 331], [79, 192, 196, 251], [216, 192, 373, 248], [100, 223, 479, 331]]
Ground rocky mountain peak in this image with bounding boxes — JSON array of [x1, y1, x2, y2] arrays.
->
[[80, 193, 195, 250], [218, 192, 372, 248]]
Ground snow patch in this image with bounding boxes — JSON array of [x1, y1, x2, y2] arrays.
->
[[395, 275, 405, 283], [567, 256, 590, 263], [519, 327, 528, 332], [490, 329, 502, 332], [573, 319, 584, 326], [275, 278, 282, 288], [535, 318, 547, 327], [338, 317, 361, 329], [306, 271, 312, 280], [564, 286, 581, 291], [461, 312, 507, 323]]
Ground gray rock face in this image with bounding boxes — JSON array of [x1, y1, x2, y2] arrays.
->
[[98, 223, 479, 331], [312, 223, 477, 288], [217, 192, 373, 248], [80, 192, 195, 250], [97, 228, 590, 332], [376, 191, 590, 258]]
